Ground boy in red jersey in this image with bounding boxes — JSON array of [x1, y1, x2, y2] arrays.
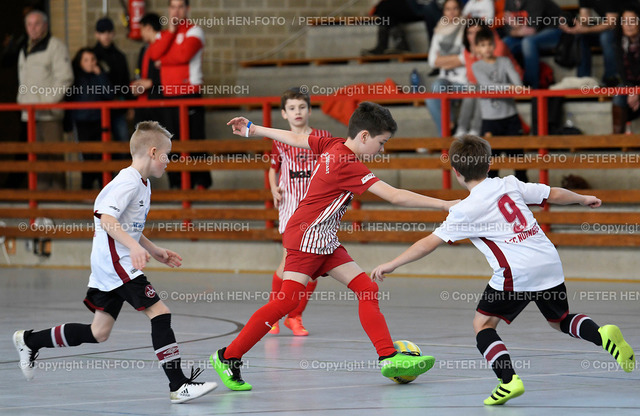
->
[[211, 102, 458, 391], [267, 87, 332, 336]]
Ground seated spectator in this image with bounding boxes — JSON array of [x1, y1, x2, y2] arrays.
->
[[560, 0, 634, 86], [68, 47, 113, 189], [361, 0, 442, 55], [503, 0, 563, 89], [612, 6, 640, 134], [426, 0, 472, 137], [462, 0, 495, 21]]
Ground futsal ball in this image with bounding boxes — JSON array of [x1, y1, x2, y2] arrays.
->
[[388, 340, 422, 384]]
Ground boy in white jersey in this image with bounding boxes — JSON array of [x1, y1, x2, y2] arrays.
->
[[267, 87, 332, 336], [12, 121, 216, 404], [372, 135, 635, 406]]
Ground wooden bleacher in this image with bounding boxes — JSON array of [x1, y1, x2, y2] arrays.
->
[[241, 52, 429, 68], [1, 135, 639, 246]]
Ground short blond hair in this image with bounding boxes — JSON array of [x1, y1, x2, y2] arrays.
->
[[130, 121, 172, 157]]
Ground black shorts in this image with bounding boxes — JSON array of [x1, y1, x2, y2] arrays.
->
[[83, 275, 160, 320], [476, 283, 569, 324], [481, 113, 522, 137]]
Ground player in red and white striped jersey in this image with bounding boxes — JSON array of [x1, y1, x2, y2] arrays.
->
[[211, 103, 455, 391], [372, 135, 635, 405], [267, 88, 332, 336]]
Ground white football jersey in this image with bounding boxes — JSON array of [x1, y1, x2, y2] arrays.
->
[[433, 176, 564, 292], [89, 167, 151, 291]]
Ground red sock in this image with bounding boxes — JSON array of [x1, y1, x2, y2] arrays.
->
[[348, 273, 396, 357], [225, 280, 305, 359], [270, 272, 283, 302], [288, 279, 318, 318]]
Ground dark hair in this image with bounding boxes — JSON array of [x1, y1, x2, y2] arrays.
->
[[169, 0, 189, 6], [347, 102, 397, 139], [474, 26, 494, 45], [449, 135, 491, 181], [280, 87, 311, 110], [72, 47, 97, 75], [140, 13, 162, 31], [443, 0, 462, 9], [616, 7, 640, 44], [462, 18, 488, 52]]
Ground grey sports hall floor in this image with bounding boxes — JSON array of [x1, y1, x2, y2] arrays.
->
[[1, 267, 638, 415]]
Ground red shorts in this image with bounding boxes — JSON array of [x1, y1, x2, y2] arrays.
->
[[284, 245, 354, 279]]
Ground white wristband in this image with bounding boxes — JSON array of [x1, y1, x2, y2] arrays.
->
[[245, 121, 253, 137]]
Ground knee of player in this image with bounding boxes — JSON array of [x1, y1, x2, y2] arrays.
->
[[91, 327, 111, 343], [547, 320, 562, 332], [472, 315, 495, 334], [150, 302, 171, 316]]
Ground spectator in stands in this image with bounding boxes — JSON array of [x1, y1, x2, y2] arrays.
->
[[93, 17, 131, 143], [18, 10, 73, 190], [426, 0, 473, 137], [560, 1, 634, 87], [68, 47, 113, 190], [148, 0, 211, 189], [462, 0, 495, 21], [462, 18, 524, 138], [612, 6, 640, 134], [472, 27, 528, 182], [361, 0, 442, 55], [131, 13, 164, 124], [464, 19, 524, 85], [503, 0, 563, 89]]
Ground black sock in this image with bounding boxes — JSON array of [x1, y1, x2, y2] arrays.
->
[[25, 324, 98, 350], [560, 314, 602, 346], [476, 328, 516, 383], [151, 313, 188, 391]]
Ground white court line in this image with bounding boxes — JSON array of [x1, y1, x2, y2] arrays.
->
[[3, 361, 636, 411]]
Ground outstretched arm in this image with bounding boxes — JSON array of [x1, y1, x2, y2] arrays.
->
[[227, 117, 311, 149], [371, 233, 445, 281], [367, 180, 458, 210], [547, 187, 601, 208]]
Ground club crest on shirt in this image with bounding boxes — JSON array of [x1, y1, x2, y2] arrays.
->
[[145, 284, 156, 298], [138, 200, 144, 207]]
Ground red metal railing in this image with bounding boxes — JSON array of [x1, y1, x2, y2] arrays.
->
[[0, 87, 634, 229]]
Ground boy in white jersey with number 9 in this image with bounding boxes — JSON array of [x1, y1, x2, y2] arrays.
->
[[13, 121, 216, 404], [267, 87, 332, 336], [373, 135, 635, 406], [212, 102, 457, 391]]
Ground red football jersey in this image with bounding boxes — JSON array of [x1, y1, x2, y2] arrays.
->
[[283, 136, 379, 254], [270, 128, 332, 233]]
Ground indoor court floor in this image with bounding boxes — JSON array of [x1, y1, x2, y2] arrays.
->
[[1, 267, 638, 415]]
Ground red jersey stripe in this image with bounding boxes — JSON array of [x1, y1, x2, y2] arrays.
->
[[480, 237, 514, 291]]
